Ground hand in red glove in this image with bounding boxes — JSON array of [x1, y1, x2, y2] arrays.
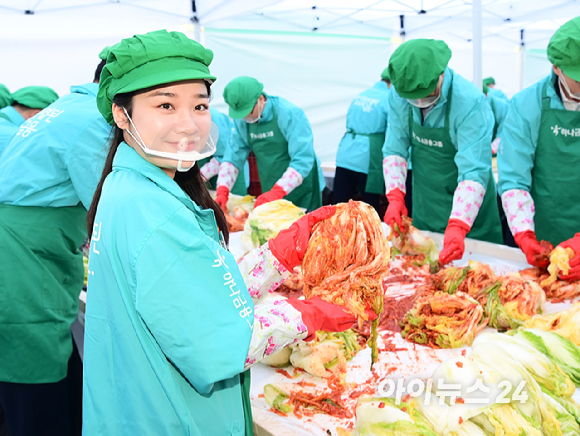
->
[[268, 205, 336, 271], [558, 233, 580, 281], [286, 297, 378, 341], [439, 219, 471, 265], [254, 184, 287, 208], [514, 230, 552, 268], [383, 188, 408, 236], [215, 185, 229, 211]]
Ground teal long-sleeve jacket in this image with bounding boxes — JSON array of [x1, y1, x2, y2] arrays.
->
[[382, 68, 495, 188], [222, 95, 325, 191], [336, 80, 389, 173], [497, 73, 568, 195], [83, 143, 252, 435], [0, 83, 111, 208]]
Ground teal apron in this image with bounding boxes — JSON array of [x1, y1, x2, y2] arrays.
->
[[531, 81, 580, 246], [248, 105, 321, 211], [409, 81, 503, 244], [0, 203, 86, 383], [344, 128, 386, 195], [198, 157, 247, 196]]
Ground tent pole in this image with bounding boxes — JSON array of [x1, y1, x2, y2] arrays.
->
[[191, 0, 201, 42], [517, 29, 525, 92], [472, 0, 482, 88]]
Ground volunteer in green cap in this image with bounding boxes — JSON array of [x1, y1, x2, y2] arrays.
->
[[198, 107, 248, 195], [483, 84, 509, 155], [498, 16, 580, 278], [383, 38, 502, 265], [333, 68, 391, 213], [0, 84, 11, 110], [0, 53, 111, 435], [0, 86, 59, 151], [215, 76, 325, 211], [83, 29, 367, 436], [483, 76, 509, 101]]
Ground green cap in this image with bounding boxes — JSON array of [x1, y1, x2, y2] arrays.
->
[[97, 29, 216, 125], [223, 77, 264, 119], [11, 86, 58, 109], [0, 84, 11, 109], [381, 67, 390, 81], [99, 46, 112, 61], [483, 83, 489, 95], [388, 39, 452, 99], [548, 16, 580, 81], [483, 77, 495, 86]]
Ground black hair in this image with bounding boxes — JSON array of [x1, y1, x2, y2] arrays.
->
[[94, 59, 106, 83], [86, 81, 229, 244]]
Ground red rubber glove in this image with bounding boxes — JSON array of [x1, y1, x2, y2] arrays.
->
[[269, 205, 336, 271], [286, 297, 378, 341], [254, 184, 287, 208], [383, 188, 408, 236], [439, 219, 471, 265], [215, 185, 229, 211], [514, 230, 552, 268], [558, 233, 580, 281]]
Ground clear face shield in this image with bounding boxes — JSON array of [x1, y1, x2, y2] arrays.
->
[[123, 107, 218, 172]]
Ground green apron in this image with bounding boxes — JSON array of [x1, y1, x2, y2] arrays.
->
[[248, 105, 321, 211], [198, 157, 247, 196], [0, 203, 86, 383], [409, 81, 503, 244], [344, 128, 386, 195], [531, 82, 580, 246]]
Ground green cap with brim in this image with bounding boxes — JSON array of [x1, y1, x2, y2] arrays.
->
[[548, 16, 580, 81], [223, 77, 264, 119], [483, 77, 495, 86], [0, 84, 11, 109], [12, 86, 58, 109], [99, 46, 112, 61], [388, 39, 452, 99], [381, 67, 390, 81], [97, 29, 216, 126], [483, 83, 489, 95]]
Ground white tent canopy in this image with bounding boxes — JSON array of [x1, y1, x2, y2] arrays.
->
[[0, 0, 576, 161]]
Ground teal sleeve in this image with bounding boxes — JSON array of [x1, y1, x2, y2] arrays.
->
[[492, 97, 509, 138], [210, 108, 233, 160], [453, 96, 493, 187], [134, 206, 253, 395], [223, 119, 250, 172], [497, 90, 541, 195], [382, 88, 411, 160], [65, 117, 111, 209], [277, 103, 316, 179]]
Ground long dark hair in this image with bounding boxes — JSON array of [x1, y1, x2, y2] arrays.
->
[[86, 82, 229, 244]]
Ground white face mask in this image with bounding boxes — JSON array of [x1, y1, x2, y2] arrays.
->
[[407, 75, 444, 109], [243, 99, 265, 124], [122, 107, 218, 172]]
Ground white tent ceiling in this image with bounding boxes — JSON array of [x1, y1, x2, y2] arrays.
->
[[0, 0, 577, 161]]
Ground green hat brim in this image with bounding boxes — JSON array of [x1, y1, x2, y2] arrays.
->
[[396, 77, 439, 100], [228, 100, 257, 119], [99, 57, 216, 125], [561, 65, 580, 82]]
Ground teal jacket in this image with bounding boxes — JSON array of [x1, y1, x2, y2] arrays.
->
[[0, 106, 25, 125], [0, 107, 24, 153], [0, 83, 111, 208], [336, 81, 389, 173], [383, 68, 494, 188], [488, 94, 509, 140], [488, 86, 509, 101], [223, 95, 325, 191], [83, 143, 253, 435], [210, 107, 234, 162], [497, 73, 567, 195]]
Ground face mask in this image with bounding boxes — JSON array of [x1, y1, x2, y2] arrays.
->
[[558, 75, 580, 100], [122, 107, 218, 172], [243, 99, 264, 124], [408, 94, 441, 108]]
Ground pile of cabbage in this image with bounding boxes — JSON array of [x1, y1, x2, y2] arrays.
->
[[354, 329, 580, 435]]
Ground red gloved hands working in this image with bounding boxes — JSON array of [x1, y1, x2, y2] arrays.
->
[[514, 230, 552, 268], [254, 184, 287, 209], [558, 233, 580, 281], [286, 297, 378, 342], [215, 186, 229, 211], [439, 219, 471, 265], [269, 205, 336, 272], [383, 188, 408, 237]]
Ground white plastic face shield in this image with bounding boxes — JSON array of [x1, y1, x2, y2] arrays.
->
[[122, 107, 218, 172], [558, 73, 580, 100]]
